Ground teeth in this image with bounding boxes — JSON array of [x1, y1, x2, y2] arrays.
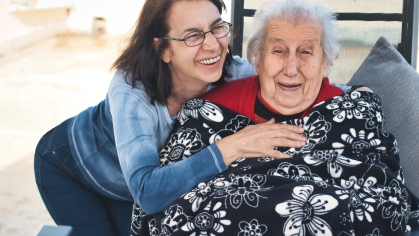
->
[[199, 56, 220, 65], [279, 83, 300, 88]]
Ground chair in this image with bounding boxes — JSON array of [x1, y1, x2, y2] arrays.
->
[[230, 0, 417, 84], [35, 225, 73, 236]]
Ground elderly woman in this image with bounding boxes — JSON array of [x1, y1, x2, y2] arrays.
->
[[131, 0, 419, 235]]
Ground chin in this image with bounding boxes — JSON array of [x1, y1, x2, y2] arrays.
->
[[208, 72, 223, 83], [276, 100, 305, 114]]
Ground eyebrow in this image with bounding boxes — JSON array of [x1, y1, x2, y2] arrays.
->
[[268, 37, 285, 44], [269, 38, 317, 44], [182, 18, 223, 34]]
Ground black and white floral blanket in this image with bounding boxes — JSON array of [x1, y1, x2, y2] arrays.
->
[[131, 91, 419, 236]]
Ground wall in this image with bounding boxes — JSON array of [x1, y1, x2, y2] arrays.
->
[[0, 0, 72, 59], [66, 0, 144, 35], [0, 0, 145, 60]]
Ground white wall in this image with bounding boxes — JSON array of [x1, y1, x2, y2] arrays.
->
[[66, 0, 144, 35], [0, 0, 72, 58], [0, 0, 147, 59]]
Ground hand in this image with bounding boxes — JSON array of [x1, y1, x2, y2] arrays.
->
[[215, 118, 307, 166], [354, 86, 373, 93]]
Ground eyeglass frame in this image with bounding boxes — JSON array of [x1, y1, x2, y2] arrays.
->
[[160, 21, 232, 47]]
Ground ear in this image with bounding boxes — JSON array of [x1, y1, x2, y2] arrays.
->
[[324, 66, 329, 78], [255, 59, 261, 75], [322, 61, 328, 77], [154, 38, 171, 63]]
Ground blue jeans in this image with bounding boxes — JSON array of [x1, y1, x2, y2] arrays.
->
[[34, 118, 133, 236]]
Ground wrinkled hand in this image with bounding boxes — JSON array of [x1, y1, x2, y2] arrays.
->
[[215, 118, 307, 166], [354, 86, 373, 93]]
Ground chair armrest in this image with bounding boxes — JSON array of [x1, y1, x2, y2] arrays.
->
[[35, 225, 73, 236]]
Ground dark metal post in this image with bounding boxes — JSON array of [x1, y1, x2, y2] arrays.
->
[[231, 0, 245, 57], [410, 0, 418, 69], [401, 0, 415, 64]]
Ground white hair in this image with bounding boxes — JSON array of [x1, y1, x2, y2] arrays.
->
[[246, 0, 340, 75]]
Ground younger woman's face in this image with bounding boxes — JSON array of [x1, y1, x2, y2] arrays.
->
[[161, 0, 229, 90]]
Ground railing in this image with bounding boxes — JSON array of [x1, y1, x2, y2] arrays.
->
[[231, 0, 416, 67]]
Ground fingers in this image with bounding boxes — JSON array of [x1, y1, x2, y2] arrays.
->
[[270, 136, 306, 148], [232, 144, 295, 163], [261, 118, 276, 124], [268, 150, 292, 159], [247, 123, 306, 143], [264, 122, 305, 135], [216, 122, 307, 166], [354, 86, 373, 93], [235, 123, 307, 149], [270, 127, 306, 143]]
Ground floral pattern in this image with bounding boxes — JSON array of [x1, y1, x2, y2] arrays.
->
[[209, 115, 250, 144], [178, 99, 223, 125], [379, 180, 410, 231], [267, 162, 323, 182], [131, 204, 146, 234], [148, 219, 160, 236], [183, 181, 215, 212], [238, 219, 267, 236], [333, 128, 386, 153], [304, 149, 362, 178], [276, 185, 338, 236], [159, 128, 205, 166], [131, 93, 419, 236], [326, 92, 371, 123], [181, 201, 231, 235], [335, 186, 376, 223], [283, 111, 331, 155], [212, 174, 271, 209], [160, 205, 191, 235]]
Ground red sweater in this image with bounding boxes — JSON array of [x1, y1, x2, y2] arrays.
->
[[201, 76, 344, 123]]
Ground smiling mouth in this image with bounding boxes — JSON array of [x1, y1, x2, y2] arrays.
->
[[198, 56, 221, 65], [279, 83, 301, 88]]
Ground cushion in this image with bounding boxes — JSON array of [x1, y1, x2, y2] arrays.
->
[[347, 36, 419, 197]]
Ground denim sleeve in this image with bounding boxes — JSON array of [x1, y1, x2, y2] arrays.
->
[[227, 55, 257, 81], [108, 75, 227, 214], [331, 83, 351, 93]]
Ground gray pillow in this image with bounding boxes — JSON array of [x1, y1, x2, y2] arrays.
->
[[348, 36, 419, 197]]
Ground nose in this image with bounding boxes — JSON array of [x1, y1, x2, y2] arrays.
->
[[201, 32, 219, 50], [283, 54, 298, 77]]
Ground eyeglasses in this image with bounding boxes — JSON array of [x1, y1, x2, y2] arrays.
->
[[161, 21, 232, 47]]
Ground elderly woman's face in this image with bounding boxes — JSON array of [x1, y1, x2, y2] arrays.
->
[[257, 21, 328, 115]]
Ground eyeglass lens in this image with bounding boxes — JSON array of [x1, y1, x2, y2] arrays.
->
[[184, 23, 230, 46]]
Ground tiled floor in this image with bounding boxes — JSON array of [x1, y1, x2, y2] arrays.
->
[[0, 34, 125, 236]]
